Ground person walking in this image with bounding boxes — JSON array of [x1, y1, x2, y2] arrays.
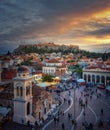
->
[[68, 113, 71, 120], [56, 116, 59, 123], [85, 98, 88, 106], [68, 99, 71, 105], [90, 95, 92, 100], [54, 117, 57, 124], [64, 98, 66, 103], [101, 108, 103, 115], [61, 123, 65, 130]]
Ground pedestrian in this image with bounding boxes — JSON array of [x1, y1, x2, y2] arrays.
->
[[79, 98, 81, 105], [63, 112, 65, 116], [68, 113, 71, 120], [83, 111, 86, 116], [97, 94, 99, 99], [56, 116, 59, 123], [58, 111, 60, 116], [64, 98, 66, 103], [68, 99, 71, 105], [72, 119, 74, 125], [101, 108, 103, 115], [27, 120, 30, 126], [85, 99, 88, 106], [89, 123, 93, 129], [61, 123, 65, 130], [54, 117, 57, 124], [96, 88, 97, 93], [60, 111, 62, 115], [99, 93, 101, 98], [42, 117, 44, 123], [90, 95, 92, 100]]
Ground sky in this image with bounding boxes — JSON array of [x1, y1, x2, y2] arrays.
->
[[0, 0, 110, 54]]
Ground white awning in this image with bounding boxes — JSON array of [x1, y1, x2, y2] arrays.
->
[[106, 86, 110, 91], [77, 79, 85, 83]]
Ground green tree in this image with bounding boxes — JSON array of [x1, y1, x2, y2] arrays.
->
[[42, 74, 53, 82]]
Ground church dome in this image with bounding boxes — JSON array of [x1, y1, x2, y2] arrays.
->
[[17, 65, 29, 73]]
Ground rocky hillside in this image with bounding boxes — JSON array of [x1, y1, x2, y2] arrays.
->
[[13, 42, 79, 54]]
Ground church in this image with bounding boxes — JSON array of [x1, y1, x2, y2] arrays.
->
[[0, 65, 54, 125]]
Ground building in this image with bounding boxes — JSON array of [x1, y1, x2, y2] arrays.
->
[[42, 58, 67, 76], [83, 66, 110, 85], [0, 65, 54, 125], [1, 68, 16, 81], [0, 61, 1, 82], [32, 85, 53, 122], [13, 65, 34, 124], [12, 65, 53, 125]]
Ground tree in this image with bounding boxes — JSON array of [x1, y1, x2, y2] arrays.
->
[[42, 74, 53, 82]]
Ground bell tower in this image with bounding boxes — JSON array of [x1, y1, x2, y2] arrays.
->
[[13, 65, 33, 124], [0, 61, 2, 83]]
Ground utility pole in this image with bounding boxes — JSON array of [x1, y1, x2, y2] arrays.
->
[[73, 86, 76, 130]]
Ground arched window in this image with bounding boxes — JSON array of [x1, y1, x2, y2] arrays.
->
[[92, 75, 95, 83], [27, 102, 30, 115], [88, 75, 91, 82], [26, 86, 30, 95], [16, 86, 19, 96], [106, 76, 110, 85], [20, 87, 23, 97], [84, 74, 86, 81], [96, 75, 100, 84], [101, 76, 105, 84]]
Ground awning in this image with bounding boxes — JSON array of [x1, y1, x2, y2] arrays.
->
[[77, 79, 85, 83], [106, 86, 110, 91], [0, 106, 11, 117]]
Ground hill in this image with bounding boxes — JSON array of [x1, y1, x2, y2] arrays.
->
[[13, 42, 79, 54]]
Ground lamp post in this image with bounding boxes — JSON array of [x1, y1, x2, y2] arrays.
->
[[73, 85, 76, 130]]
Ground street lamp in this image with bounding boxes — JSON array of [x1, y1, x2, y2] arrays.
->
[[73, 85, 76, 130]]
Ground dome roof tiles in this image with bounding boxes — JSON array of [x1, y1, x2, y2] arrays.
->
[[17, 65, 29, 73]]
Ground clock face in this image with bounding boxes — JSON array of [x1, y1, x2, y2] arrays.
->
[[26, 86, 30, 95]]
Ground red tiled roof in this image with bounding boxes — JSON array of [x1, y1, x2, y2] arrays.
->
[[47, 59, 60, 63]]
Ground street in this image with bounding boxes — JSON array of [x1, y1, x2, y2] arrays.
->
[[42, 86, 110, 130], [3, 85, 110, 130]]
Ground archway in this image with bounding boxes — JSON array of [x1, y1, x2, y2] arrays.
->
[[92, 75, 95, 84], [20, 87, 23, 96], [107, 76, 110, 85], [16, 86, 19, 96], [96, 75, 100, 84], [88, 75, 91, 82], [101, 76, 105, 85], [27, 102, 30, 115]]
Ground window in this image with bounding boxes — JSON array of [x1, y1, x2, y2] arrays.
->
[[27, 102, 30, 115], [20, 87, 23, 96], [26, 86, 30, 95], [16, 86, 19, 96]]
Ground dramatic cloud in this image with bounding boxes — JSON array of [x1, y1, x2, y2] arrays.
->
[[0, 0, 110, 53]]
